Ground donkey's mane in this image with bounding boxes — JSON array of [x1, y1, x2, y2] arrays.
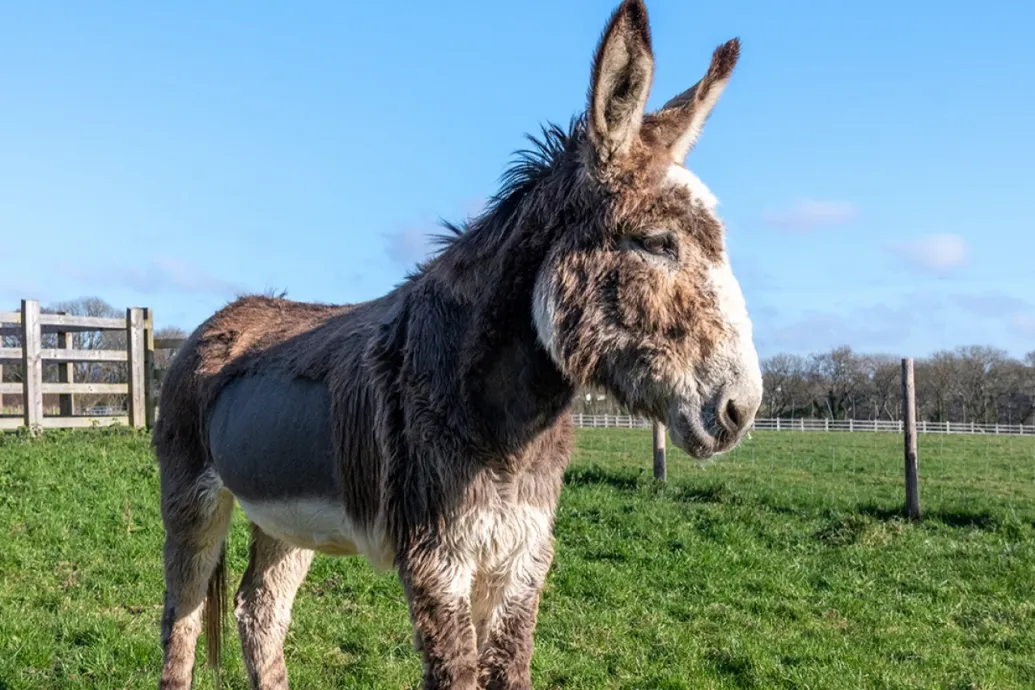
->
[[405, 116, 586, 280]]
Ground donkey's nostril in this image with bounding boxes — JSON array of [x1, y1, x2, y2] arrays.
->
[[724, 398, 750, 434]]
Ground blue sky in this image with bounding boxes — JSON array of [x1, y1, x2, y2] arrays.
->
[[2, 0, 1033, 359]]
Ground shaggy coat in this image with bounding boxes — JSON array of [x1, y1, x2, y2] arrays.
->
[[152, 2, 763, 688]]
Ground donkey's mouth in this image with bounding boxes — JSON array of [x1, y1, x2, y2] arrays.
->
[[666, 407, 718, 460]]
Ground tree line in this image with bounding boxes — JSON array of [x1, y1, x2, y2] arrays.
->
[[762, 346, 1034, 425]]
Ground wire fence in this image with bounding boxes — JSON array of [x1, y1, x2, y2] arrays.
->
[[571, 416, 1035, 526], [572, 414, 1035, 436]]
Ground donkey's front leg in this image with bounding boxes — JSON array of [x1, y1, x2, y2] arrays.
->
[[473, 538, 554, 690], [400, 547, 479, 690]]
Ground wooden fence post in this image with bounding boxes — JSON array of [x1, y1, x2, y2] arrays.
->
[[56, 312, 74, 417], [21, 299, 44, 434], [126, 308, 145, 429], [143, 308, 156, 429], [0, 363, 4, 412], [653, 421, 667, 482], [902, 358, 920, 519]]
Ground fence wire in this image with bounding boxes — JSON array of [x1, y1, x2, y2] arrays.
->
[[572, 415, 1035, 525]]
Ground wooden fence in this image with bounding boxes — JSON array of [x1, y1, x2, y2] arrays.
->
[[0, 299, 182, 433]]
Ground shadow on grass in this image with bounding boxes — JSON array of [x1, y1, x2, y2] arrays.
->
[[564, 465, 1031, 537], [667, 482, 740, 505], [564, 465, 742, 506], [839, 503, 1032, 541], [704, 647, 758, 688], [856, 503, 1003, 530], [815, 512, 905, 547], [564, 465, 643, 492]]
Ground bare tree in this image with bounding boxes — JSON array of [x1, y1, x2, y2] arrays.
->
[[952, 345, 1010, 424], [915, 351, 957, 423], [762, 346, 1031, 426], [571, 385, 633, 416], [992, 359, 1031, 424], [1, 310, 21, 387], [761, 353, 810, 417], [809, 346, 867, 419], [862, 354, 900, 420], [1009, 355, 1035, 425]]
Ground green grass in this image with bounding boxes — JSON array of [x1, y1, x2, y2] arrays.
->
[[0, 428, 1033, 689]]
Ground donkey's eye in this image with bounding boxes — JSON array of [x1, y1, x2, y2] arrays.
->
[[636, 233, 678, 259]]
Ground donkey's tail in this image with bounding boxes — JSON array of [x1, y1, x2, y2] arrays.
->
[[204, 542, 228, 688]]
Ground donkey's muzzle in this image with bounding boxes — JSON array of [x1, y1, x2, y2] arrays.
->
[[667, 386, 760, 460]]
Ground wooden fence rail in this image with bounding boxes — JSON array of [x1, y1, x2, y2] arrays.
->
[[0, 300, 158, 433]]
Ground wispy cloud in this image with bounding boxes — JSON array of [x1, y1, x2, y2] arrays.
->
[[382, 199, 485, 270], [951, 292, 1030, 317], [67, 256, 246, 296], [729, 255, 780, 291], [762, 199, 860, 233], [759, 302, 922, 354], [382, 227, 439, 269], [887, 233, 969, 275], [0, 267, 51, 305], [1012, 313, 1035, 335], [753, 288, 1034, 358], [0, 283, 36, 304]]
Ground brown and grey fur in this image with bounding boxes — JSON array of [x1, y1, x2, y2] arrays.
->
[[153, 2, 763, 688]]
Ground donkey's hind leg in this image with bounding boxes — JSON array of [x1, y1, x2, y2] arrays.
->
[[234, 523, 314, 690], [159, 467, 234, 690]]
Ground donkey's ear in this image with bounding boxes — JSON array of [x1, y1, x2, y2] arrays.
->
[[653, 38, 740, 163], [587, 0, 654, 163]]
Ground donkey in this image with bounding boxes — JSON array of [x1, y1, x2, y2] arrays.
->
[[153, 1, 763, 687]]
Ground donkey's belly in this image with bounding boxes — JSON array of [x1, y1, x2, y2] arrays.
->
[[207, 375, 392, 567], [235, 496, 388, 563]]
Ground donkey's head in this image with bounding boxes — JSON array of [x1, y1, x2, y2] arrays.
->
[[532, 0, 762, 458]]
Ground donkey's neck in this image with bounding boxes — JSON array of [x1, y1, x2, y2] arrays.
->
[[460, 288, 574, 455], [400, 124, 586, 457], [420, 206, 575, 456]]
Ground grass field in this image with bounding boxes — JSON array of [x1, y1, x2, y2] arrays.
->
[[0, 427, 1032, 689]]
